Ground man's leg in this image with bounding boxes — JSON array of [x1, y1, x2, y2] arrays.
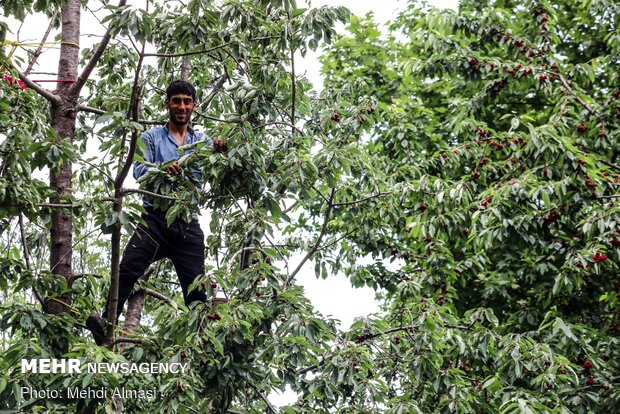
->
[[169, 220, 207, 306], [88, 213, 165, 344], [104, 222, 165, 319]]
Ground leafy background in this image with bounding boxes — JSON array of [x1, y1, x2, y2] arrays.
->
[[0, 0, 619, 413]]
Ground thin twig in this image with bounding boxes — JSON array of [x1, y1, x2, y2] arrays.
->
[[287, 188, 336, 283], [332, 192, 392, 207], [143, 42, 231, 58], [248, 382, 278, 414], [24, 10, 59, 75], [120, 187, 178, 201]]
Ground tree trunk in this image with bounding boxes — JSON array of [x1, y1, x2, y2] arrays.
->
[[44, 0, 81, 315]]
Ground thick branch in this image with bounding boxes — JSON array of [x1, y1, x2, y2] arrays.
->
[[70, 0, 128, 95], [145, 288, 175, 305], [287, 188, 336, 283], [180, 57, 191, 81], [112, 337, 144, 346], [601, 160, 620, 171], [14, 68, 60, 104]]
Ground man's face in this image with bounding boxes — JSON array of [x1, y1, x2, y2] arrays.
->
[[165, 93, 196, 126]]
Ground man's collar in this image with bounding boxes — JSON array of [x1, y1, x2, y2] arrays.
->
[[163, 121, 195, 135]]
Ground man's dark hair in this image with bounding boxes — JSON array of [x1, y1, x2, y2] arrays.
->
[[166, 80, 196, 101]]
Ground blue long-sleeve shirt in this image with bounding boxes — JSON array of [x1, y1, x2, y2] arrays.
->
[[134, 122, 212, 210]]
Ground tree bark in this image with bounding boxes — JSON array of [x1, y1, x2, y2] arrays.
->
[[180, 57, 191, 81], [44, 0, 81, 315]]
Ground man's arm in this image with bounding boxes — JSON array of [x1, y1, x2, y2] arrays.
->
[[133, 131, 155, 179]]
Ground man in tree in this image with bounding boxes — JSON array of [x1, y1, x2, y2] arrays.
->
[[86, 80, 227, 345]]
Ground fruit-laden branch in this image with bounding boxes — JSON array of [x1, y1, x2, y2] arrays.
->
[[550, 71, 597, 116], [298, 319, 480, 376], [287, 188, 336, 283], [69, 0, 128, 96]]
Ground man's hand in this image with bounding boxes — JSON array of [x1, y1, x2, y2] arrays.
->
[[213, 138, 228, 153], [166, 161, 183, 175]]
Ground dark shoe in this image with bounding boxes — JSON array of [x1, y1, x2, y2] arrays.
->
[[86, 314, 106, 346]]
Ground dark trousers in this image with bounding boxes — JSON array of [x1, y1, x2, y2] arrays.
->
[[103, 209, 207, 319]]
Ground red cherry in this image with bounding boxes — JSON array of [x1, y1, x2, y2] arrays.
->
[[593, 252, 608, 263], [210, 283, 218, 289], [576, 122, 588, 133], [418, 203, 427, 212]]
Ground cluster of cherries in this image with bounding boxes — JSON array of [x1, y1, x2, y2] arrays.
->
[[3, 74, 27, 90]]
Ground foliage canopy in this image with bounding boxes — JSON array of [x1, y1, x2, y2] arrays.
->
[[0, 0, 619, 413]]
